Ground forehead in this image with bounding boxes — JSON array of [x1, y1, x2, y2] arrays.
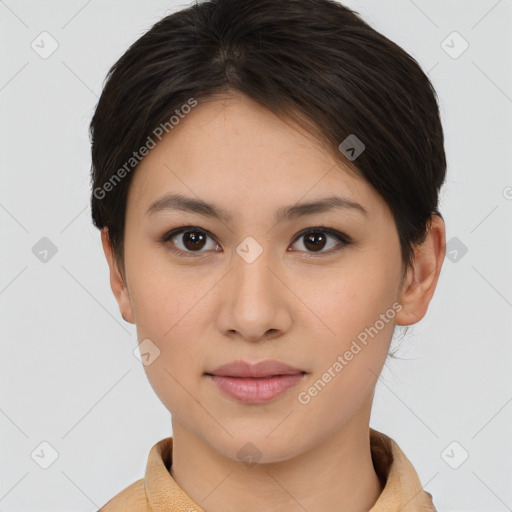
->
[[126, 92, 388, 222]]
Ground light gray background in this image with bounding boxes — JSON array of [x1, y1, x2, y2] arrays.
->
[[1, 0, 511, 510]]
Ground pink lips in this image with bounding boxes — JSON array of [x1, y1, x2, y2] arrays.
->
[[206, 360, 306, 403]]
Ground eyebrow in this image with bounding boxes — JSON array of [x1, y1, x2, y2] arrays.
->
[[146, 193, 368, 223]]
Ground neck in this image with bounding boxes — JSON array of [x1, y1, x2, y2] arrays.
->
[[169, 409, 383, 512]]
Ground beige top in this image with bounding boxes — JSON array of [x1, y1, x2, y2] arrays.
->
[[99, 428, 436, 511]]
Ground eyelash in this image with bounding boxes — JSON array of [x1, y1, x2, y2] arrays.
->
[[160, 225, 352, 258]]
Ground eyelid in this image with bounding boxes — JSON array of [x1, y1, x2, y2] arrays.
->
[[161, 225, 352, 257], [291, 226, 352, 245], [161, 225, 220, 258]]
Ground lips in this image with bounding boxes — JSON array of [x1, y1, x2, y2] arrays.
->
[[206, 359, 306, 378], [205, 360, 307, 403]]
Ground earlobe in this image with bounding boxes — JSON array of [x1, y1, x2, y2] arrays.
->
[[394, 215, 446, 326], [100, 228, 135, 324]]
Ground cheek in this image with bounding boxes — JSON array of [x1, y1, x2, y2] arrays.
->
[[301, 258, 399, 387], [131, 276, 205, 417], [126, 248, 205, 338], [131, 278, 206, 357], [304, 261, 397, 336], [295, 284, 396, 435]]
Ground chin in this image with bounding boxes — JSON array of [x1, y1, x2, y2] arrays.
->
[[207, 428, 304, 466]]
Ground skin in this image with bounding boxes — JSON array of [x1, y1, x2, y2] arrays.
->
[[101, 90, 446, 512]]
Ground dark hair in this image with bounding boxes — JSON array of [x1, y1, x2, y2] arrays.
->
[[90, 0, 446, 285]]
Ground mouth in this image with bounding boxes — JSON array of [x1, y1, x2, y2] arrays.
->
[[205, 359, 307, 378], [205, 360, 307, 403], [206, 373, 306, 403]]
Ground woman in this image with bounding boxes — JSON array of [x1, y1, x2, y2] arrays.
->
[[90, 0, 446, 510]]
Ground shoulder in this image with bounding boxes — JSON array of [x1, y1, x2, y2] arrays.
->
[[97, 478, 149, 512]]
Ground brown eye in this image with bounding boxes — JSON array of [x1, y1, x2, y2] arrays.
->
[[303, 231, 328, 252], [289, 228, 351, 255], [180, 230, 207, 251], [163, 227, 220, 256]]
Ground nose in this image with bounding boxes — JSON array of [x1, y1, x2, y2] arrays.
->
[[216, 245, 292, 343]]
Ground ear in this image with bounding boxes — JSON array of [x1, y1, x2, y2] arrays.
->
[[100, 228, 135, 324], [395, 214, 446, 326]]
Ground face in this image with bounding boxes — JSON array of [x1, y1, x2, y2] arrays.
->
[[103, 91, 434, 463]]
